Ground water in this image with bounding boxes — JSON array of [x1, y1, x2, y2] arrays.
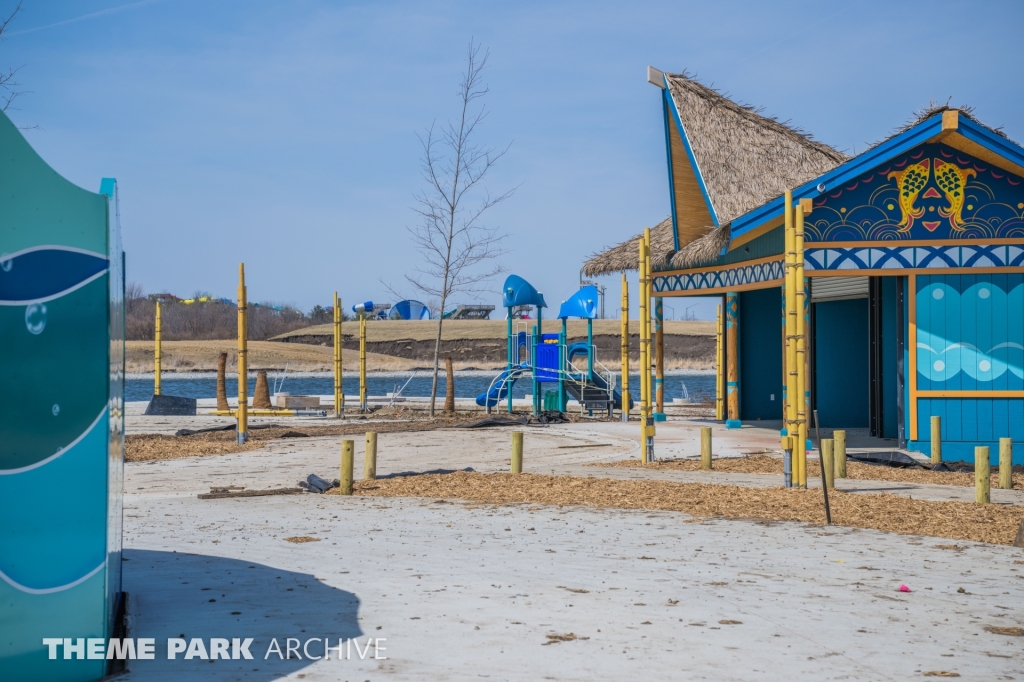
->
[[126, 372, 715, 404]]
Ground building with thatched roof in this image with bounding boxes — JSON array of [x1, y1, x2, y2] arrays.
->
[[589, 68, 1024, 464]]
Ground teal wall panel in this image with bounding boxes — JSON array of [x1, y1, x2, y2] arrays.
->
[[881, 277, 899, 438], [739, 287, 782, 420], [815, 298, 869, 427]]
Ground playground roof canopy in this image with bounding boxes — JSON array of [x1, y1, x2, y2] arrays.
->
[[501, 275, 547, 309], [557, 285, 600, 320]]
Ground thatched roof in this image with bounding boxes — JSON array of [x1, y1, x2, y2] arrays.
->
[[584, 71, 848, 276]]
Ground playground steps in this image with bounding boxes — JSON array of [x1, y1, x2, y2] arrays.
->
[[564, 382, 613, 415]]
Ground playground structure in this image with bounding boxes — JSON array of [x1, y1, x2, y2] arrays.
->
[[443, 303, 495, 319], [477, 275, 638, 421]]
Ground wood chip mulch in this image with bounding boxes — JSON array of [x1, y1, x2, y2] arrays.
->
[[334, 471, 1024, 545], [595, 454, 1024, 490]]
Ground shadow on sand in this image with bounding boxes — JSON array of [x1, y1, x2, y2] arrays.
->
[[122, 549, 363, 679]]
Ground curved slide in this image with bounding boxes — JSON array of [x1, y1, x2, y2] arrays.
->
[[476, 364, 529, 407]]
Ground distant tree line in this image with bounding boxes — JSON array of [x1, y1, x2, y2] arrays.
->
[[125, 283, 347, 341]]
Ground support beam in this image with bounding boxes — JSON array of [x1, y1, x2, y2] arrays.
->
[[154, 301, 162, 396], [621, 274, 630, 422], [716, 303, 724, 421], [236, 263, 248, 444], [334, 291, 343, 417], [725, 291, 740, 429], [654, 297, 665, 420]]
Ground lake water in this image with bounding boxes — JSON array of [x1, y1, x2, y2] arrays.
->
[[126, 371, 715, 404]]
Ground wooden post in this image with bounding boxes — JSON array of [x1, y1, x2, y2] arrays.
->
[[359, 316, 367, 411], [725, 292, 740, 427], [975, 446, 990, 504], [822, 438, 835, 489], [340, 440, 354, 495], [154, 301, 162, 396], [701, 427, 712, 470], [834, 430, 847, 478], [253, 369, 272, 408], [620, 274, 630, 422], [931, 416, 942, 463], [511, 431, 523, 473], [334, 291, 343, 416], [236, 263, 248, 444], [216, 352, 229, 411], [364, 432, 377, 481], [444, 356, 455, 413], [999, 438, 1012, 490]]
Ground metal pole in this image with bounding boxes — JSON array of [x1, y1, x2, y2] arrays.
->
[[621, 274, 630, 422], [507, 303, 513, 414], [154, 301, 162, 396], [334, 291, 343, 417], [237, 264, 248, 444], [559, 317, 567, 412]]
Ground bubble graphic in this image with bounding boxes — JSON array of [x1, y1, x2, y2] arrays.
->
[[25, 303, 47, 334], [979, 288, 990, 299], [979, 360, 991, 372], [933, 289, 944, 300], [52, 404, 60, 416], [0, 254, 11, 272], [933, 360, 945, 371]]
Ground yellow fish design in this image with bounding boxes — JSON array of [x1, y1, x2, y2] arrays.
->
[[886, 159, 930, 231], [934, 159, 976, 230]]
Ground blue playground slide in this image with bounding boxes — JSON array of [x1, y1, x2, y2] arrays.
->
[[476, 363, 530, 407]]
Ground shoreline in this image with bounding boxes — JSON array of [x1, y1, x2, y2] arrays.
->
[[126, 368, 716, 380]]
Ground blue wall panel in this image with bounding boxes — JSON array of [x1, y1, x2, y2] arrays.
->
[[815, 298, 869, 427], [739, 287, 783, 421]]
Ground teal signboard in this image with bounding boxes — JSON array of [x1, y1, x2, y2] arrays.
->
[[0, 111, 124, 680]]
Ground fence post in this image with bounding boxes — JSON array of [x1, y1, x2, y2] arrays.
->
[[834, 430, 847, 479], [340, 440, 354, 495], [364, 432, 377, 481], [975, 446, 990, 504], [931, 416, 942, 464], [511, 431, 523, 473], [701, 427, 712, 470], [822, 438, 835, 489]]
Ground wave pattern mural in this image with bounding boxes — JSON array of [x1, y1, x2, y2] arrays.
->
[[0, 109, 122, 681], [916, 275, 1024, 390]]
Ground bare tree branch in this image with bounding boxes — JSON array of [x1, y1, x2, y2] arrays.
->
[[405, 40, 515, 416], [0, 1, 35, 126]]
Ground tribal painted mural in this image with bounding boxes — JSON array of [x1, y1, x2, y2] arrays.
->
[[807, 143, 1024, 241]]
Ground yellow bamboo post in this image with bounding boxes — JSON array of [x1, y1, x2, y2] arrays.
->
[[364, 431, 377, 481], [701, 427, 712, 470], [620, 274, 630, 422], [644, 228, 656, 447], [511, 431, 523, 473], [1000, 438, 1012, 490], [359, 316, 367, 411], [154, 301, 162, 396], [334, 292, 343, 417], [715, 304, 724, 421], [795, 203, 808, 487], [783, 190, 797, 487], [930, 416, 942, 463], [236, 264, 248, 444], [638, 236, 649, 462], [822, 438, 835, 489], [834, 429, 847, 478], [975, 446, 990, 504], [655, 297, 664, 418], [340, 440, 354, 495]]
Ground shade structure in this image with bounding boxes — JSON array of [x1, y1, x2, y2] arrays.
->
[[558, 285, 600, 319]]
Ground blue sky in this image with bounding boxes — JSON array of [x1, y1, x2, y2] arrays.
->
[[5, 0, 1023, 320]]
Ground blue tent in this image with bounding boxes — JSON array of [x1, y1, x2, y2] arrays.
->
[[390, 300, 431, 320]]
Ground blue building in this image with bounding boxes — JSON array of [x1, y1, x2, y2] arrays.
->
[[585, 69, 1024, 464]]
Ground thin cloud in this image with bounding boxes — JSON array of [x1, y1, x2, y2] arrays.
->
[[8, 0, 171, 36]]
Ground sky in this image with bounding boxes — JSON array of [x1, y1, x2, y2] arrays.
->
[[4, 0, 1024, 321]]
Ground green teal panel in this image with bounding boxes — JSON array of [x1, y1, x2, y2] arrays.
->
[[739, 287, 783, 420], [815, 298, 869, 427], [720, 225, 783, 265], [881, 277, 899, 438], [0, 114, 107, 256]]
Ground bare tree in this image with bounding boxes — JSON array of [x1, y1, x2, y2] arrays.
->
[[402, 41, 515, 417], [0, 2, 25, 112]]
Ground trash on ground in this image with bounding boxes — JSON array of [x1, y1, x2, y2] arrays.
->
[[198, 487, 303, 499], [299, 474, 339, 493]]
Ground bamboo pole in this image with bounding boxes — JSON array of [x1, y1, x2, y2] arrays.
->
[[364, 431, 377, 481], [644, 228, 655, 441], [795, 203, 808, 488], [359, 316, 367, 411], [511, 431, 523, 473], [236, 264, 248, 445], [716, 304, 724, 421], [1000, 438, 1013, 490], [638, 236, 649, 462], [976, 446, 990, 504], [154, 301, 162, 396], [783, 189, 797, 487], [931, 416, 942, 463], [334, 292, 343, 417], [834, 429, 847, 478], [340, 440, 354, 495], [655, 297, 664, 417], [620, 274, 630, 422]]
